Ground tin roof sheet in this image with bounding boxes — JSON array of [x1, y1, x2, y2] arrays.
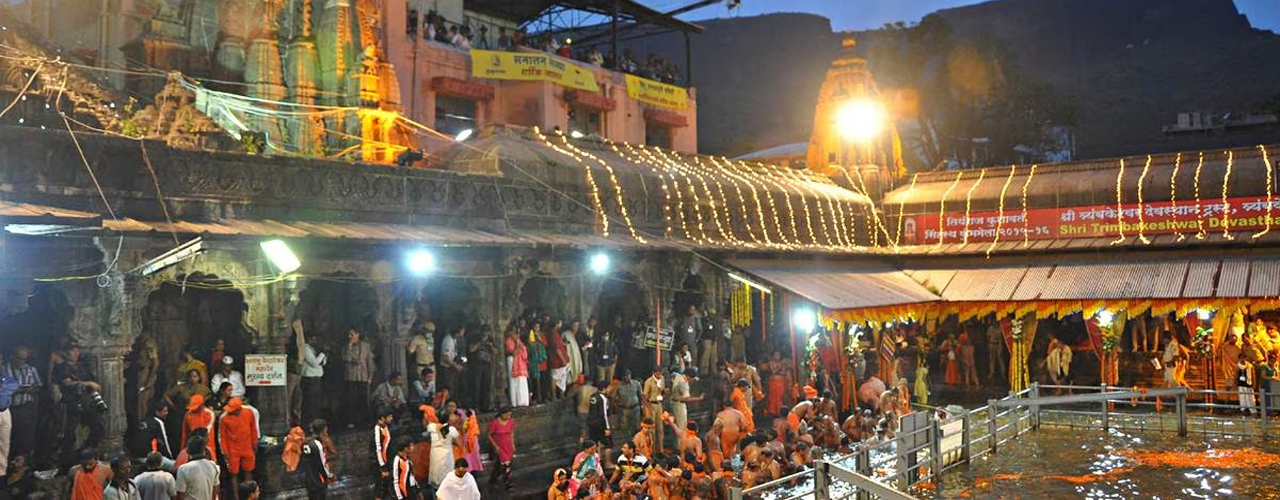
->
[[727, 259, 941, 310]]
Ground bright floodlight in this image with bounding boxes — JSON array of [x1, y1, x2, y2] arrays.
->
[[836, 99, 886, 141], [793, 309, 817, 334], [455, 128, 474, 142], [1096, 308, 1115, 326], [589, 252, 610, 275], [570, 130, 586, 139], [1196, 308, 1212, 320], [260, 240, 301, 274], [406, 249, 435, 276]]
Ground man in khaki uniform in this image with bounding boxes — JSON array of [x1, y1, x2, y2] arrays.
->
[[406, 322, 436, 382], [641, 367, 666, 447]]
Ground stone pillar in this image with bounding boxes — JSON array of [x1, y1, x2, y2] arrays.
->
[[255, 275, 298, 436], [94, 339, 133, 453]]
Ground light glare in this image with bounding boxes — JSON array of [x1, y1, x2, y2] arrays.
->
[[260, 240, 301, 274], [836, 99, 886, 141]]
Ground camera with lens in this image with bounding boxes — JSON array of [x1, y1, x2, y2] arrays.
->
[[88, 390, 109, 413]]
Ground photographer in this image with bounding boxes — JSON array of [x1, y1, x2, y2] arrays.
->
[[54, 341, 105, 463]]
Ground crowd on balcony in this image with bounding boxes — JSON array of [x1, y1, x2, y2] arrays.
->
[[407, 10, 685, 86]]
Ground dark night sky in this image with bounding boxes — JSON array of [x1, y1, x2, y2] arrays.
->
[[670, 0, 1279, 33]]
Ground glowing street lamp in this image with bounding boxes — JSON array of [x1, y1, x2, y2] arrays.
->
[[792, 308, 818, 334], [588, 252, 610, 275], [405, 249, 435, 276], [836, 99, 886, 141], [260, 240, 301, 274]]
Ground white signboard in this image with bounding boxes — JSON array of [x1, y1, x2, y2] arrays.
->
[[244, 354, 287, 386]]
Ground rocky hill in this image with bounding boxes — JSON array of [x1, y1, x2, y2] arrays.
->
[[635, 0, 1280, 160]]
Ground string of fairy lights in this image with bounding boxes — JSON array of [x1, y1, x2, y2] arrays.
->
[[1136, 155, 1153, 245], [1256, 145, 1274, 240]]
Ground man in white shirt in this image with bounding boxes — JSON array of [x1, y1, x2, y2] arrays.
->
[[301, 335, 327, 425], [435, 458, 481, 500], [176, 437, 220, 500], [440, 327, 465, 394], [210, 356, 246, 398], [136, 452, 176, 500]]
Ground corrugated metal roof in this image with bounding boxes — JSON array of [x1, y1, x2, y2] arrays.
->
[[102, 218, 690, 250], [1217, 260, 1251, 298], [727, 259, 940, 310], [1182, 261, 1219, 298], [1249, 260, 1280, 298], [904, 257, 1271, 301], [0, 200, 102, 225]]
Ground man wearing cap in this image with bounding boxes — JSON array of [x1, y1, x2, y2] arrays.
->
[[211, 356, 246, 399], [218, 397, 259, 500], [406, 322, 435, 383], [181, 394, 216, 460]]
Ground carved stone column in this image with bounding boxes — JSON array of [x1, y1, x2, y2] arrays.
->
[[94, 338, 133, 453], [255, 275, 297, 436]]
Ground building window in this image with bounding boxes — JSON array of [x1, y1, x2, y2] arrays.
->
[[645, 121, 672, 149], [435, 95, 477, 136], [569, 106, 604, 136]]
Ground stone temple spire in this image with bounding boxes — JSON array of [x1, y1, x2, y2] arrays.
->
[[806, 33, 903, 199]]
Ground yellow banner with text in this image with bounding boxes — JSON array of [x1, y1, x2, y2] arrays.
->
[[470, 49, 599, 92], [624, 74, 688, 110]]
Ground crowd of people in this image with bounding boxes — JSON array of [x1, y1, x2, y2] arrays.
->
[[407, 10, 686, 85]]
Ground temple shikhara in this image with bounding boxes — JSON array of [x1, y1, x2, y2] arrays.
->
[[0, 0, 1276, 498]]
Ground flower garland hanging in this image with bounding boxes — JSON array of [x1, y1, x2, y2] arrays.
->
[[1192, 325, 1214, 356]]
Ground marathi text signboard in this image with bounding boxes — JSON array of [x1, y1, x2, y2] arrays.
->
[[901, 195, 1279, 245], [641, 325, 675, 349], [625, 74, 689, 110], [471, 49, 599, 92], [244, 354, 287, 386]]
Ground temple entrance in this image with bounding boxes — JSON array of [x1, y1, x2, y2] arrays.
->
[[0, 283, 74, 467], [518, 260, 567, 322], [295, 273, 382, 420], [421, 276, 482, 341], [143, 274, 252, 390], [594, 272, 651, 377]]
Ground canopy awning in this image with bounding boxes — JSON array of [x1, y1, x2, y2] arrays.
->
[[727, 259, 941, 310], [904, 257, 1280, 301], [0, 200, 104, 234]]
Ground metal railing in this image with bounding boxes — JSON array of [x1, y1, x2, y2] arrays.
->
[[730, 383, 1273, 499]]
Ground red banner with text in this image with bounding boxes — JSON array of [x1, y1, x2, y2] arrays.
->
[[900, 195, 1278, 245]]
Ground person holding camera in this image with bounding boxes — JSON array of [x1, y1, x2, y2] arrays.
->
[[54, 341, 105, 463]]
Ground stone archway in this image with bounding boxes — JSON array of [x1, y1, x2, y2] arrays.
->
[[295, 272, 382, 419], [518, 266, 567, 322], [142, 273, 252, 391], [0, 284, 74, 374], [421, 276, 482, 339], [594, 272, 651, 376]]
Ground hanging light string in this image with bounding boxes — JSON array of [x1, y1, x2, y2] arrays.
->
[[723, 157, 794, 246], [1171, 152, 1185, 241], [645, 146, 716, 243], [1136, 155, 1153, 244], [553, 133, 647, 243], [609, 141, 674, 238], [692, 156, 760, 246], [533, 126, 609, 236], [706, 156, 778, 246], [683, 155, 746, 245], [935, 171, 964, 248], [961, 168, 986, 246], [1194, 152, 1207, 240], [894, 172, 920, 248], [1252, 145, 1273, 240], [1021, 165, 1038, 247], [838, 165, 892, 247], [987, 165, 1018, 257], [792, 167, 857, 248], [774, 163, 845, 247], [1111, 159, 1127, 245], [747, 160, 817, 246], [1222, 150, 1235, 240]]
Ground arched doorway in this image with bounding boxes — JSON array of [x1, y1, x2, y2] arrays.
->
[[143, 274, 252, 392], [594, 272, 651, 377], [295, 272, 381, 420]]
